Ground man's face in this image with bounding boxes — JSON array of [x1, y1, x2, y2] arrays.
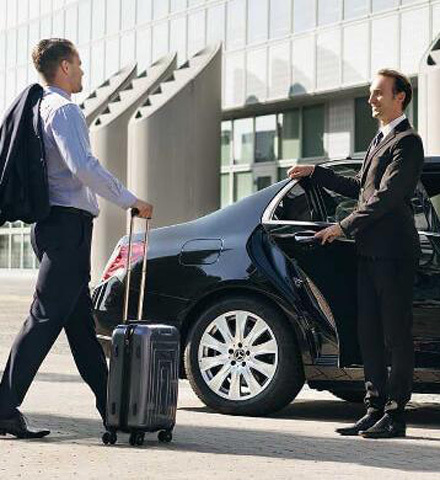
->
[[368, 74, 405, 124], [64, 52, 83, 93]]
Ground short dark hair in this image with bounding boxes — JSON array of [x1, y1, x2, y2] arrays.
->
[[32, 38, 77, 82], [376, 68, 413, 111]]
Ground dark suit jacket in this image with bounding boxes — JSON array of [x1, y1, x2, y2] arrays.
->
[[0, 83, 49, 226], [312, 119, 424, 259]]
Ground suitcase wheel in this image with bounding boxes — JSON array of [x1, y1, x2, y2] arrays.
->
[[102, 430, 117, 445], [129, 432, 145, 446], [158, 430, 172, 443]]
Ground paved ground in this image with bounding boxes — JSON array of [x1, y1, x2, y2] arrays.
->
[[0, 271, 440, 479]]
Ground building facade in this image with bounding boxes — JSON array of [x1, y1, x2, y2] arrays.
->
[[1, 0, 439, 269]]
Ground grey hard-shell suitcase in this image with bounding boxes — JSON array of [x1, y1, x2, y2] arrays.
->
[[102, 210, 180, 446]]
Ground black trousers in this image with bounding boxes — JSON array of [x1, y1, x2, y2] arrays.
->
[[0, 208, 108, 420], [357, 256, 416, 412]]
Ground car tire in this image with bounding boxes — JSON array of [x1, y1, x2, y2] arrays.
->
[[184, 295, 305, 416], [330, 389, 364, 403]]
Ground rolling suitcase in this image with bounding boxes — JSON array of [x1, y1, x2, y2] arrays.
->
[[102, 209, 180, 446]]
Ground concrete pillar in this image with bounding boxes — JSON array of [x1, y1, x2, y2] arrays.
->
[[418, 34, 440, 155], [90, 55, 177, 283], [79, 63, 137, 127], [127, 45, 222, 232]]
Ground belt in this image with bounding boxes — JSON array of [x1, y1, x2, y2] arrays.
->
[[51, 205, 95, 219]]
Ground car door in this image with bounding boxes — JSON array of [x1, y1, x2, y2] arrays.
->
[[262, 173, 361, 367]]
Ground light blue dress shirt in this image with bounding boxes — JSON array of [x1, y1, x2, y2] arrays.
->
[[39, 85, 137, 217]]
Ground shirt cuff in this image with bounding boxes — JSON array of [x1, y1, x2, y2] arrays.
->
[[118, 190, 138, 210]]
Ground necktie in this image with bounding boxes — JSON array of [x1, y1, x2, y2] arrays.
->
[[372, 131, 383, 149]]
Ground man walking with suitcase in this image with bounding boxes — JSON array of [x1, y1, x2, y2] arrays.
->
[[0, 38, 152, 439]]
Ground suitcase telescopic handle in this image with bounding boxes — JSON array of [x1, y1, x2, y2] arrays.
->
[[123, 208, 151, 324]]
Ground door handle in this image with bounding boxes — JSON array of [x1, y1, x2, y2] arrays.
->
[[293, 230, 319, 245]]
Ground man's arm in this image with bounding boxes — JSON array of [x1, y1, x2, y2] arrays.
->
[[49, 104, 152, 217], [340, 135, 424, 237]]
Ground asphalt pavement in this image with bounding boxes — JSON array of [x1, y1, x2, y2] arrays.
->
[[0, 271, 440, 479]]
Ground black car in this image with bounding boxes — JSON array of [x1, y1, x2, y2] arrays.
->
[[93, 157, 440, 416]]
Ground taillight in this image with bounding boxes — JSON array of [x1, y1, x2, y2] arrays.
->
[[101, 241, 145, 281]]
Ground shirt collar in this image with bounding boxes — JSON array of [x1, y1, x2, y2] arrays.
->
[[380, 114, 406, 138], [44, 85, 72, 100]]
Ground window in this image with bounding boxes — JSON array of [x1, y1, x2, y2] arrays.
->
[[293, 0, 315, 33], [320, 163, 361, 223], [355, 96, 378, 152], [121, 32, 135, 64], [6, 29, 16, 68], [52, 10, 65, 37], [227, 0, 246, 50], [170, 0, 186, 13], [170, 16, 187, 66], [17, 0, 29, 25], [318, 0, 340, 26], [153, 0, 168, 20], [302, 104, 324, 158], [11, 234, 22, 268], [344, 0, 369, 19], [234, 171, 253, 202], [23, 234, 34, 269], [248, 0, 268, 45], [121, 0, 136, 30], [107, 0, 120, 35], [221, 121, 232, 166], [78, 0, 91, 44], [255, 115, 277, 163], [137, 0, 152, 25], [207, 4, 225, 46], [152, 22, 169, 62], [92, 0, 105, 40], [372, 0, 398, 12], [65, 6, 78, 43], [188, 10, 205, 57], [0, 235, 9, 268], [91, 41, 105, 87], [257, 176, 272, 191], [17, 25, 28, 65], [270, 0, 291, 39], [233, 118, 254, 164], [188, 0, 204, 6], [105, 37, 120, 78], [275, 182, 315, 222], [221, 174, 230, 208], [136, 28, 152, 72], [279, 110, 300, 159]]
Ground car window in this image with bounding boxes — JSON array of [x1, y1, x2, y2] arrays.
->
[[274, 179, 320, 222]]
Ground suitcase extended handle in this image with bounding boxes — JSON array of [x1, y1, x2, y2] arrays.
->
[[123, 208, 151, 324]]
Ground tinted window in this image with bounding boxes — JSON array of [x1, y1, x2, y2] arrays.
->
[[274, 181, 318, 222]]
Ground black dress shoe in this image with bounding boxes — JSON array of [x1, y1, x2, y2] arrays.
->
[[360, 412, 406, 439], [335, 409, 383, 436], [0, 411, 50, 439]]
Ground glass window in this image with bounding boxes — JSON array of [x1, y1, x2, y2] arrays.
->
[[152, 22, 168, 62], [77, 45, 90, 92], [255, 115, 277, 163], [40, 15, 51, 39], [372, 0, 398, 12], [78, 0, 91, 44], [227, 0, 246, 50], [293, 0, 315, 33], [28, 22, 39, 59], [278, 167, 289, 181], [153, 0, 169, 20], [246, 47, 267, 103], [221, 174, 230, 208], [224, 52, 245, 108], [170, 16, 187, 66], [65, 5, 78, 43], [270, 0, 291, 39], [275, 182, 314, 222], [107, 0, 120, 35], [5, 69, 16, 104], [233, 118, 254, 164], [188, 10, 205, 57], [248, 0, 268, 45], [136, 27, 152, 72], [6, 29, 16, 68], [221, 121, 232, 166], [17, 0, 29, 25], [302, 104, 324, 158], [52, 10, 65, 37], [40, 0, 51, 15], [170, 0, 186, 13], [7, 0, 17, 27], [0, 0, 6, 31], [92, 0, 105, 40], [121, 32, 135, 64], [121, 0, 136, 30], [53, 0, 64, 10], [17, 26, 28, 65], [29, 0, 39, 19], [320, 163, 361, 222], [234, 171, 253, 202], [0, 235, 9, 268], [188, 0, 204, 6], [137, 0, 152, 25], [355, 96, 378, 152], [256, 176, 272, 191], [344, 0, 368, 19], [105, 37, 120, 77], [207, 4, 225, 46], [91, 41, 105, 87], [23, 234, 34, 269], [11, 234, 21, 268], [318, 0, 341, 26], [280, 110, 300, 159], [16, 66, 27, 93]]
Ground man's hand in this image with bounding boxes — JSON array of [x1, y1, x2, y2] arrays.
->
[[287, 165, 315, 179], [132, 199, 153, 219], [314, 224, 344, 245]]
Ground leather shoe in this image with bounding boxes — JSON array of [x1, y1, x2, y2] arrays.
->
[[360, 412, 406, 439], [335, 409, 383, 436], [0, 411, 50, 439]]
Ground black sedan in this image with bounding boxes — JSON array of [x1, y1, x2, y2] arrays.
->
[[92, 157, 440, 416]]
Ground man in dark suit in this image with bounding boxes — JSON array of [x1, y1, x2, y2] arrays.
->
[[288, 69, 424, 438]]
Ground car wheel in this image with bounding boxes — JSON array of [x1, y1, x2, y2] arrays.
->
[[330, 389, 364, 403], [184, 296, 304, 416]]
